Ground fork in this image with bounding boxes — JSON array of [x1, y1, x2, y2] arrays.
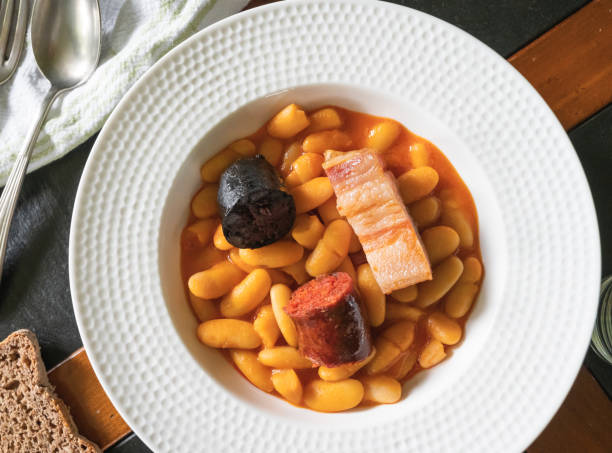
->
[[0, 0, 27, 85]]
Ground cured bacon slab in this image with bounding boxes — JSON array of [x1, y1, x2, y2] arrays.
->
[[323, 149, 432, 293]]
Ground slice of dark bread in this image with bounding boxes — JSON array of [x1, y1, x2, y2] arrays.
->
[[0, 330, 101, 453]]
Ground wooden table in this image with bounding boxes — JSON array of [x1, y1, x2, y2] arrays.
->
[[3, 1, 612, 451]]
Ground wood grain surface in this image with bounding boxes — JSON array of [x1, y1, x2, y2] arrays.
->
[[528, 367, 612, 452], [48, 349, 130, 451], [509, 0, 612, 130], [48, 0, 612, 450]]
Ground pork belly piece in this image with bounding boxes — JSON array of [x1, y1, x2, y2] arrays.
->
[[323, 149, 432, 293], [284, 272, 372, 367]]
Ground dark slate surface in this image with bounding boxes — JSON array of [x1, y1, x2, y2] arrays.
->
[[569, 104, 612, 399], [569, 105, 612, 277], [0, 137, 91, 368], [386, 0, 588, 57], [0, 1, 605, 451]]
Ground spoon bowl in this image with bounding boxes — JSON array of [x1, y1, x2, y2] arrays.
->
[[0, 0, 101, 284], [31, 0, 101, 88]]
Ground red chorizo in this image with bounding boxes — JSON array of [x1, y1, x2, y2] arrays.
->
[[284, 272, 372, 367]]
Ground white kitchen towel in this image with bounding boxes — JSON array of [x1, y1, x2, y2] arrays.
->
[[0, 0, 250, 185]]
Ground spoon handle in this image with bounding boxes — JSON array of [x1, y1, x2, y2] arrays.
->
[[0, 88, 60, 282]]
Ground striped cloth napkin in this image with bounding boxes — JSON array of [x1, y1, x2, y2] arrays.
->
[[0, 0, 249, 185]]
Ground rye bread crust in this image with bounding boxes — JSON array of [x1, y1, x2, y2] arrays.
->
[[0, 329, 100, 453]]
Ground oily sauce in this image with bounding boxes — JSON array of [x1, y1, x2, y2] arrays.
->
[[180, 105, 483, 408]]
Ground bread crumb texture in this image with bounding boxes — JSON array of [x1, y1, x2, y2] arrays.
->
[[0, 330, 100, 452]]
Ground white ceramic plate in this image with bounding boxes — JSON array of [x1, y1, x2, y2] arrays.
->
[[69, 1, 600, 452]]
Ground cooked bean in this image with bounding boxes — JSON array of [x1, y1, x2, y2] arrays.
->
[[229, 138, 256, 156], [441, 208, 474, 248], [444, 283, 479, 318], [281, 258, 310, 284], [291, 214, 325, 249], [213, 223, 233, 251], [459, 257, 483, 283], [380, 144, 404, 170], [427, 312, 462, 345], [271, 369, 303, 404], [305, 244, 339, 278], [191, 246, 226, 271], [397, 167, 439, 204], [409, 196, 441, 227], [421, 226, 460, 265], [357, 263, 385, 326], [197, 319, 261, 349], [184, 218, 217, 247], [333, 224, 362, 262], [229, 247, 257, 273], [267, 269, 294, 286], [270, 284, 298, 347], [239, 241, 304, 268], [308, 108, 342, 132], [418, 339, 446, 368], [306, 219, 352, 276], [391, 285, 417, 303], [230, 350, 273, 392], [188, 261, 245, 299], [188, 293, 219, 323], [415, 256, 463, 308], [290, 177, 334, 214], [303, 379, 364, 412], [285, 153, 325, 187], [318, 196, 342, 224], [438, 189, 459, 207], [280, 141, 302, 177], [302, 130, 352, 154], [335, 256, 357, 283], [330, 230, 359, 260], [385, 303, 425, 322], [364, 337, 401, 375], [220, 269, 272, 317], [386, 350, 418, 380], [267, 104, 310, 139], [318, 347, 376, 381], [348, 227, 361, 253], [381, 321, 416, 351], [259, 137, 283, 167], [201, 149, 240, 183], [409, 142, 429, 167], [366, 121, 401, 152], [361, 375, 402, 403], [191, 185, 219, 218], [253, 304, 280, 348], [280, 142, 302, 178], [258, 346, 313, 369]]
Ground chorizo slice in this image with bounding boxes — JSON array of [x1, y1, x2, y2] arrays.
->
[[284, 272, 372, 367]]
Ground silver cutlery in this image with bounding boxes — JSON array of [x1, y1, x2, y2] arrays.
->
[[0, 0, 28, 85], [0, 0, 101, 281]]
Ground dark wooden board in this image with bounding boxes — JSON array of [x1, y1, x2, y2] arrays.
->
[[528, 367, 612, 452], [509, 0, 612, 130], [48, 349, 130, 451]]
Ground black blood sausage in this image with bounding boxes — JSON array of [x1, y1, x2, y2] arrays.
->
[[218, 155, 296, 249]]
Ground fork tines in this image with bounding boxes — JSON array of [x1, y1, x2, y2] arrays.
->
[[0, 0, 28, 85]]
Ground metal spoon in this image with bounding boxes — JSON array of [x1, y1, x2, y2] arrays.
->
[[0, 0, 100, 281]]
